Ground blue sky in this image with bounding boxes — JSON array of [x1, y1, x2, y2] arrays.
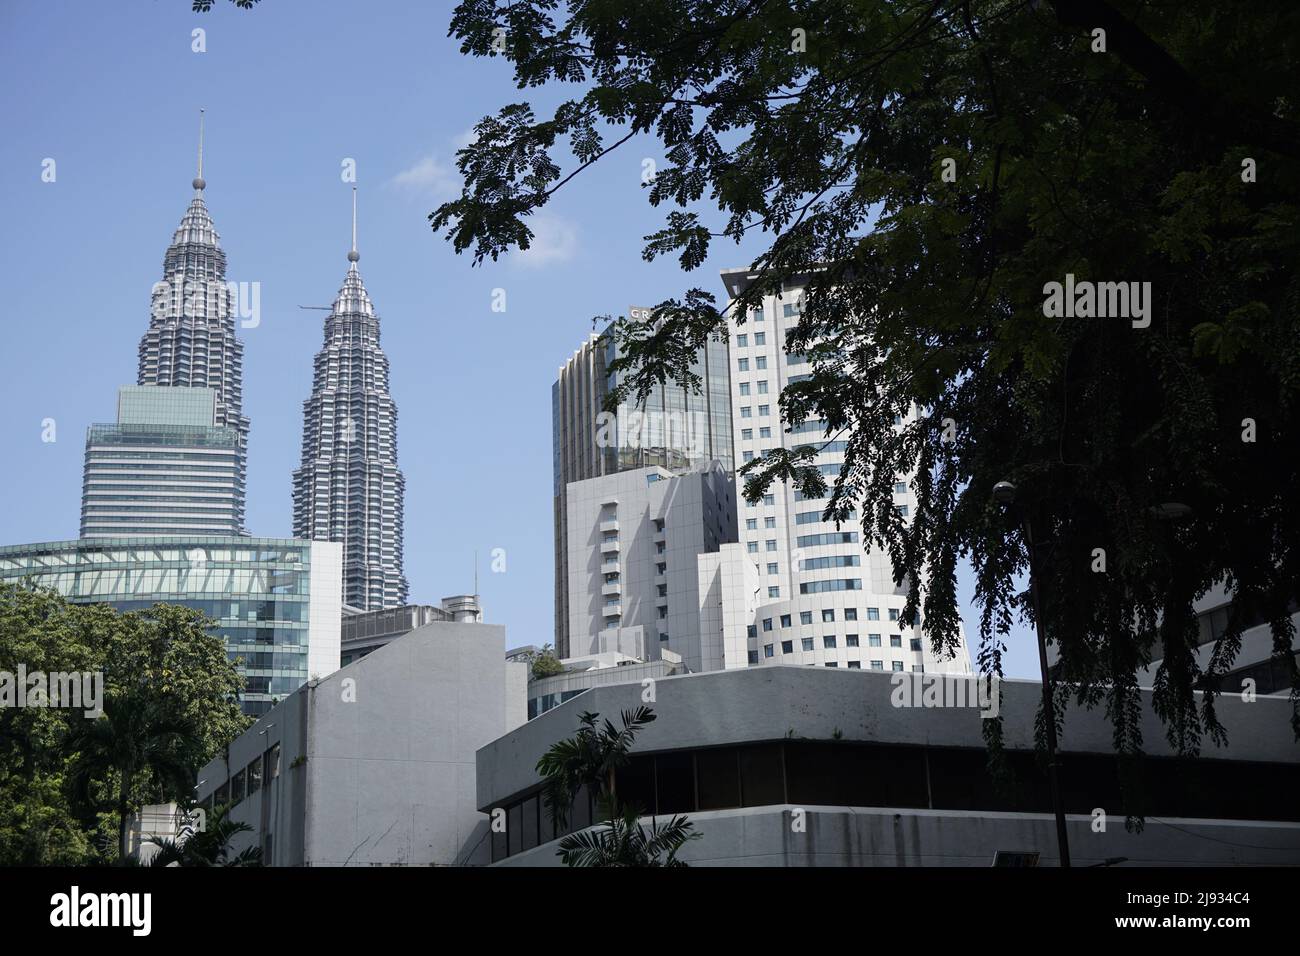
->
[[0, 0, 1037, 677]]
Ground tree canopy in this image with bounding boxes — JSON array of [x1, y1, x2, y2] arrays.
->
[[429, 0, 1300, 777], [0, 584, 248, 864]]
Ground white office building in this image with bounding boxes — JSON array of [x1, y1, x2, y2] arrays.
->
[[717, 267, 971, 673], [562, 462, 737, 673]]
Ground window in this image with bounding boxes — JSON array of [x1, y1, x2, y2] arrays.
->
[[867, 608, 880, 621], [656, 563, 666, 574], [780, 614, 791, 627], [869, 634, 882, 647], [888, 609, 900, 622], [758, 381, 769, 394], [845, 608, 858, 621], [823, 635, 837, 649], [741, 407, 752, 418], [768, 586, 780, 597], [801, 638, 815, 651], [763, 618, 773, 632], [846, 634, 859, 648], [742, 428, 753, 440], [891, 635, 902, 648], [748, 650, 758, 664], [800, 579, 862, 594], [751, 308, 764, 322], [822, 609, 835, 622], [246, 757, 263, 796], [783, 303, 796, 317], [738, 358, 750, 371], [657, 584, 667, 597], [894, 482, 908, 494], [755, 332, 766, 345], [764, 516, 776, 528], [231, 769, 246, 805], [763, 494, 775, 506], [737, 334, 748, 347], [759, 404, 770, 416], [746, 518, 758, 530], [847, 661, 861, 669], [767, 563, 779, 575], [760, 427, 772, 439], [657, 607, 667, 619], [796, 531, 859, 547], [825, 662, 839, 667], [739, 383, 751, 396], [756, 356, 767, 370], [743, 451, 755, 462], [871, 660, 884, 670], [896, 505, 909, 517], [910, 638, 922, 652], [266, 743, 280, 781], [892, 661, 905, 672], [764, 644, 774, 658], [747, 542, 759, 554], [781, 640, 793, 654], [765, 539, 778, 552], [747, 625, 757, 639], [800, 611, 813, 625]]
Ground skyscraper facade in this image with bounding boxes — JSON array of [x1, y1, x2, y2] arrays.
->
[[136, 121, 249, 532], [717, 267, 971, 673], [292, 192, 408, 611], [80, 386, 243, 538], [552, 309, 733, 656]]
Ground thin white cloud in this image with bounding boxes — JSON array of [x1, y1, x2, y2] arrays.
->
[[387, 154, 460, 199], [517, 211, 578, 268]]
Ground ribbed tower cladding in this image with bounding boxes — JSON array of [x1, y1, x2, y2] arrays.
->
[[136, 111, 250, 532], [292, 189, 408, 611]]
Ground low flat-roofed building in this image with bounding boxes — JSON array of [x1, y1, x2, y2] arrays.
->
[[197, 618, 526, 866], [477, 666, 1300, 866]]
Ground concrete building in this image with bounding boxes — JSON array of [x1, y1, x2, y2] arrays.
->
[[340, 595, 482, 666], [1137, 582, 1299, 696], [196, 620, 527, 866], [562, 462, 737, 672], [136, 116, 250, 531], [292, 190, 409, 611], [80, 386, 244, 539], [526, 649, 687, 720], [477, 666, 1300, 866], [717, 267, 971, 673], [552, 309, 733, 656], [0, 536, 341, 716]]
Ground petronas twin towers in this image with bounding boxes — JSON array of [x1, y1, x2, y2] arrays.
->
[[126, 116, 408, 610], [292, 191, 409, 610]]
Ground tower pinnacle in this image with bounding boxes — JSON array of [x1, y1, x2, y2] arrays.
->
[[193, 109, 206, 192], [348, 186, 360, 265]]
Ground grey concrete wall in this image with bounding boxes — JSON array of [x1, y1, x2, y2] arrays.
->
[[497, 806, 1300, 867], [201, 619, 515, 866], [478, 666, 1300, 809]]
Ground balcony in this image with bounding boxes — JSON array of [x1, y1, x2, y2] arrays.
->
[[600, 539, 620, 555], [602, 581, 621, 597], [599, 519, 619, 534], [602, 603, 622, 618]]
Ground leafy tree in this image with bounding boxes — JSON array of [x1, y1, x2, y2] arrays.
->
[[523, 643, 566, 681], [430, 0, 1300, 804], [536, 707, 699, 866], [0, 585, 248, 864], [149, 805, 263, 867]]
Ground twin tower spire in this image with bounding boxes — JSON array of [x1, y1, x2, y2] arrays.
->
[[141, 111, 408, 611]]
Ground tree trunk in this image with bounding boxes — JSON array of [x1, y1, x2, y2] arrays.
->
[[117, 768, 133, 863]]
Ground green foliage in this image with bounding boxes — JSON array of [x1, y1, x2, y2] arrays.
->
[[522, 643, 566, 681], [436, 1, 1300, 810], [149, 805, 263, 867], [0, 583, 249, 864], [536, 706, 699, 865]]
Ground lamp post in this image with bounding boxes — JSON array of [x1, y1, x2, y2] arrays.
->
[[993, 480, 1071, 868]]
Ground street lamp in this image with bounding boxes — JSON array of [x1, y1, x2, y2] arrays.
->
[[993, 480, 1071, 868]]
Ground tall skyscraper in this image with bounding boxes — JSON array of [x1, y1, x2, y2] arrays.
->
[[552, 309, 733, 656], [292, 190, 408, 611], [80, 386, 243, 538], [716, 267, 971, 673], [136, 112, 250, 531]]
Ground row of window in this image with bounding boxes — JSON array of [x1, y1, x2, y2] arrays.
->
[[751, 607, 908, 634], [203, 742, 280, 814], [763, 633, 920, 652]]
